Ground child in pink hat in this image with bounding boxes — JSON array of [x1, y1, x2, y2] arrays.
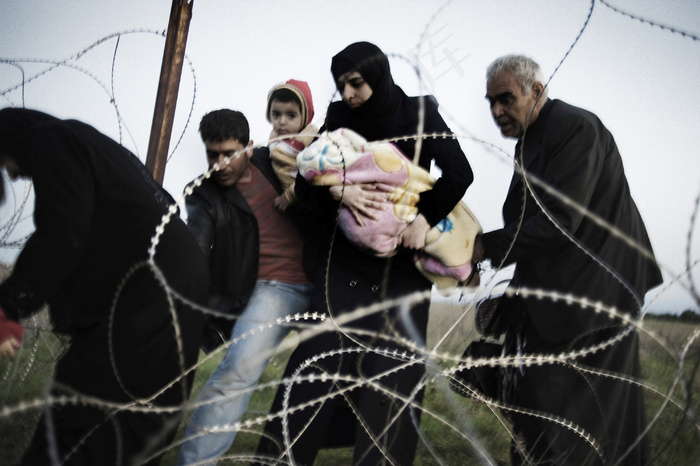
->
[[265, 79, 319, 212]]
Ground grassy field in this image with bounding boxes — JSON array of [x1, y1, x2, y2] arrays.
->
[[1, 304, 699, 465]]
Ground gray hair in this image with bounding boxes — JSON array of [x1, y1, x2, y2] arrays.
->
[[487, 55, 548, 100]]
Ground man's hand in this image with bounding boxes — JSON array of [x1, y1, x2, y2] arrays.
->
[[329, 183, 389, 227], [399, 213, 430, 250]]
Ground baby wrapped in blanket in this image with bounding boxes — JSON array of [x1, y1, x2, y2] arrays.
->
[[298, 128, 482, 290]]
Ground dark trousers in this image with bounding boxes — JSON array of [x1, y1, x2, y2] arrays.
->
[[508, 325, 650, 466], [257, 254, 431, 465]]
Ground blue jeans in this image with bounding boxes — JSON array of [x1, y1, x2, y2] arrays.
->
[[176, 280, 311, 465]]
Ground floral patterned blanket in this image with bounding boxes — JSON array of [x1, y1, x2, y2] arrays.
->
[[298, 128, 482, 290]]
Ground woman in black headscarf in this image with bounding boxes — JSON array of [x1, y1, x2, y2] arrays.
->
[[256, 42, 473, 465], [0, 108, 208, 465]]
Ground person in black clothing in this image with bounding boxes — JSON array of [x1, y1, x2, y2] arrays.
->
[[256, 42, 473, 466], [0, 108, 207, 465], [474, 55, 663, 465]]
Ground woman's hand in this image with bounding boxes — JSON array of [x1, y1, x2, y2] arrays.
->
[[0, 306, 23, 360], [329, 183, 389, 226], [0, 337, 20, 360], [399, 213, 430, 250]]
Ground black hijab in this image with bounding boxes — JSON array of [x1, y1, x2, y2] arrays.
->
[[0, 108, 58, 202], [0, 107, 58, 175], [327, 42, 411, 141]]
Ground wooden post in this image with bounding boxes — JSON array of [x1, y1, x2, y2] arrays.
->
[[145, 0, 193, 185]]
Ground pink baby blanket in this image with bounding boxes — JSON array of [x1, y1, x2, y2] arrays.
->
[[298, 128, 482, 290]]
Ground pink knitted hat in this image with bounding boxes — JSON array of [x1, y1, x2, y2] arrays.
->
[[266, 79, 315, 128]]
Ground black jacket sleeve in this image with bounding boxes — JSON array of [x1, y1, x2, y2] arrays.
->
[[482, 104, 608, 266], [413, 99, 473, 226], [184, 182, 216, 262]]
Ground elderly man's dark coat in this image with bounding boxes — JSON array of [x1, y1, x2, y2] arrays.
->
[[482, 98, 662, 465]]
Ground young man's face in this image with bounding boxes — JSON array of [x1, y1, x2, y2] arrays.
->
[[269, 100, 303, 136], [486, 70, 544, 139], [205, 138, 253, 187]]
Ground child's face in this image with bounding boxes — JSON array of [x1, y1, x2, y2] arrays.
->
[[269, 99, 303, 136]]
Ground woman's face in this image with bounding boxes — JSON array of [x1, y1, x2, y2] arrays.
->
[[338, 71, 373, 109]]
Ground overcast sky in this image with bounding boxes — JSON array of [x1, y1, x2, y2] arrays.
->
[[1, 0, 698, 313]]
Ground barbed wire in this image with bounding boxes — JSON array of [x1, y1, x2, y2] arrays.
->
[[1, 2, 699, 465], [599, 0, 700, 42], [0, 28, 196, 161]]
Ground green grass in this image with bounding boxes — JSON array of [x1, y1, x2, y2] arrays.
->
[[1, 316, 699, 465], [0, 313, 64, 464], [637, 319, 700, 465]]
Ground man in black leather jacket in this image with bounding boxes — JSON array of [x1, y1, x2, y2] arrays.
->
[[177, 109, 318, 464]]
